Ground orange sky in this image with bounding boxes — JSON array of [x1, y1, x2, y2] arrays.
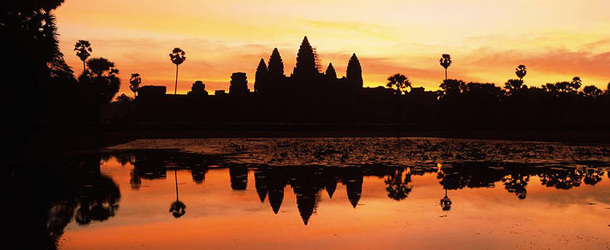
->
[[54, 0, 610, 96]]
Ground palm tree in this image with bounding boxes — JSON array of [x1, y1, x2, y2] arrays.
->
[[169, 48, 186, 95], [515, 64, 527, 80], [439, 54, 452, 80], [129, 73, 141, 98], [570, 76, 582, 91], [386, 73, 411, 95], [74, 40, 92, 72]]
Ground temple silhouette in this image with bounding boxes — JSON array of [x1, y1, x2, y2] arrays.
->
[[130, 36, 416, 123]]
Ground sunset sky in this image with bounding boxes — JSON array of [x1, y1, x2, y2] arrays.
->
[[54, 0, 610, 96]]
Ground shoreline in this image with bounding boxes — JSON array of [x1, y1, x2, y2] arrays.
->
[[99, 123, 610, 146]]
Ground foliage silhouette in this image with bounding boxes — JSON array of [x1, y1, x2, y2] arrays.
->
[[114, 94, 132, 104], [169, 48, 186, 95], [79, 57, 121, 103], [515, 64, 527, 80], [386, 73, 411, 95], [129, 73, 141, 98], [440, 54, 452, 80], [385, 167, 413, 200], [74, 40, 92, 71]]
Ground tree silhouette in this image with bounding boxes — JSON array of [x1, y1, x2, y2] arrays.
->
[[74, 40, 92, 72], [439, 79, 465, 98], [114, 94, 132, 104], [504, 79, 524, 91], [385, 168, 412, 200], [169, 48, 186, 95], [79, 57, 121, 103], [570, 76, 582, 91], [129, 73, 141, 98], [386, 73, 411, 95], [582, 85, 602, 98], [440, 54, 452, 80], [515, 64, 527, 80]]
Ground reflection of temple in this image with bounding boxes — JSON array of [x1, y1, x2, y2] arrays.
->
[[106, 150, 610, 225], [229, 165, 248, 190], [251, 166, 367, 224]]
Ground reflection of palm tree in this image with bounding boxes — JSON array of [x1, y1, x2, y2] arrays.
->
[[439, 54, 452, 80], [169, 169, 186, 218], [440, 189, 452, 211], [169, 48, 186, 95]]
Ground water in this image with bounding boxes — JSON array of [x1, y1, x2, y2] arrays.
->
[[21, 138, 610, 249]]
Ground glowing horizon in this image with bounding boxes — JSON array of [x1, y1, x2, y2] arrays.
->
[[54, 0, 610, 97]]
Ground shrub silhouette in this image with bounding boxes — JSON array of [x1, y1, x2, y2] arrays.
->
[[386, 73, 411, 95], [79, 57, 121, 103], [129, 73, 141, 98]]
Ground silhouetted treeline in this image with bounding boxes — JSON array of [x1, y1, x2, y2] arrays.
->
[[127, 77, 610, 131], [2, 1, 121, 160]]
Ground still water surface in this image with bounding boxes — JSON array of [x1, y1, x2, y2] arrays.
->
[[49, 138, 610, 249]]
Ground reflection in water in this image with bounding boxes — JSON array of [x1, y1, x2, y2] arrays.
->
[[11, 143, 610, 249], [10, 153, 121, 249], [440, 189, 452, 211], [169, 169, 186, 218], [119, 149, 608, 225]]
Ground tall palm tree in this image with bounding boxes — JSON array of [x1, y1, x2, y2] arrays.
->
[[129, 73, 141, 98], [386, 73, 411, 95], [439, 54, 452, 80], [74, 40, 92, 72], [515, 65, 527, 81], [169, 48, 186, 95]]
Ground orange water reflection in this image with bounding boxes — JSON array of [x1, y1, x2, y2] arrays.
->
[[56, 155, 610, 250]]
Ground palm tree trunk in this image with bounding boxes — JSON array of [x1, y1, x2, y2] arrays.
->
[[444, 68, 448, 80], [83, 60, 86, 72], [174, 65, 179, 95]]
